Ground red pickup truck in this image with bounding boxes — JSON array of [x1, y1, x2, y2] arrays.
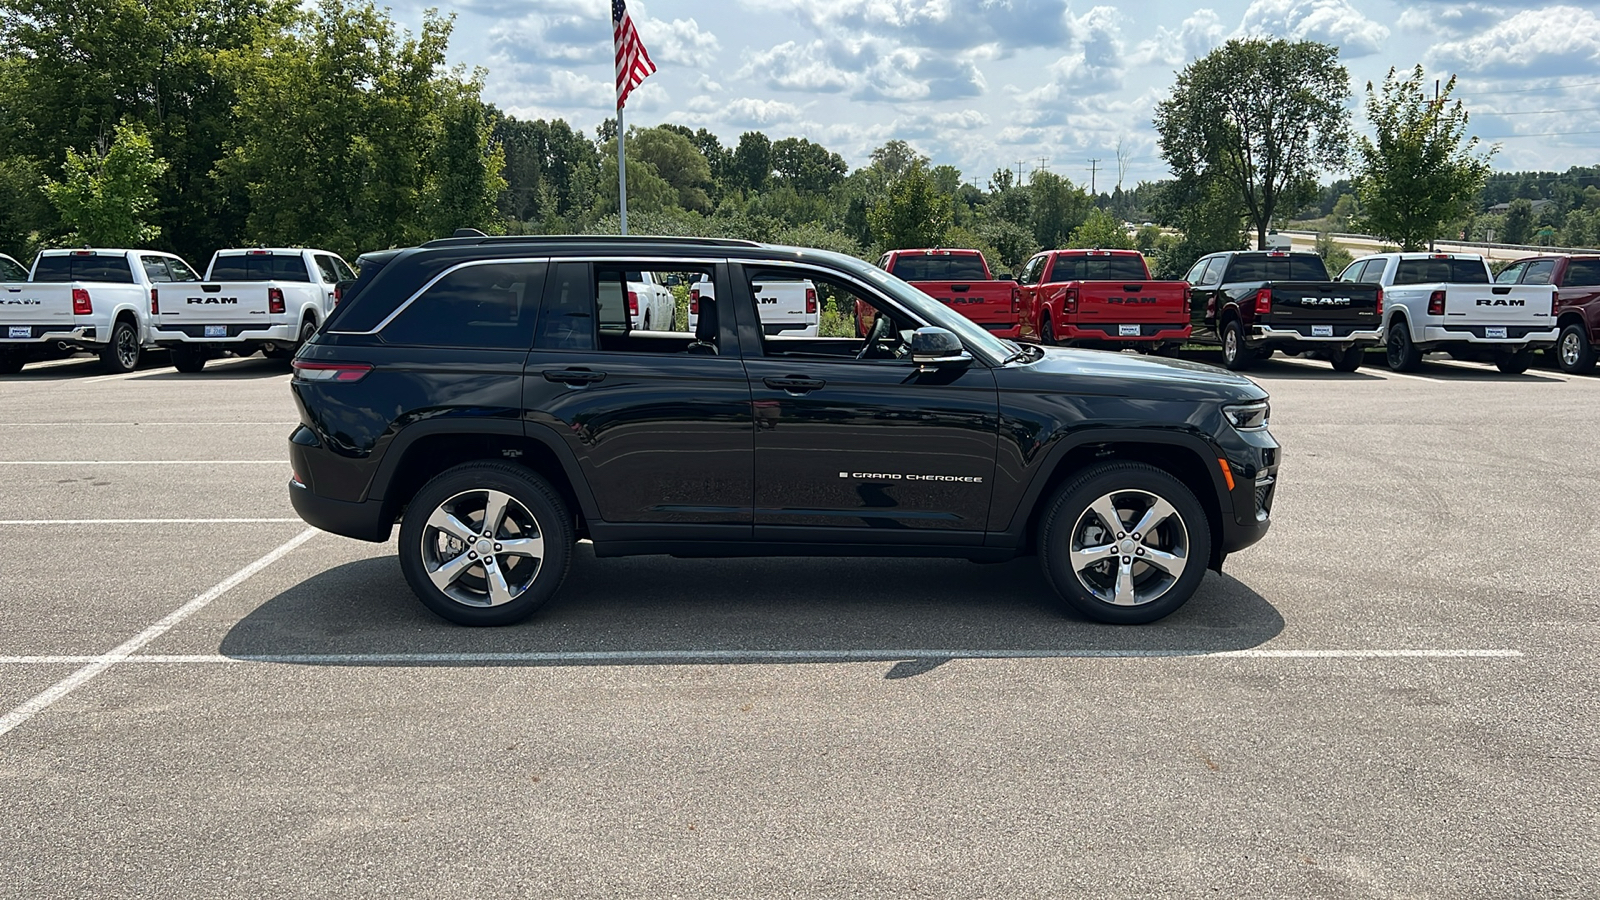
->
[[873, 249, 1021, 338], [1495, 255, 1600, 374], [1017, 249, 1190, 352]]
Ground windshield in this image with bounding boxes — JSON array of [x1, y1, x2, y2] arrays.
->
[[800, 248, 1012, 365], [888, 254, 989, 281]]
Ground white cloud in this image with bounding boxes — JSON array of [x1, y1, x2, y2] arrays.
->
[[738, 38, 985, 102], [740, 0, 1075, 53], [1238, 0, 1390, 57], [1132, 9, 1226, 66], [1429, 6, 1600, 75]]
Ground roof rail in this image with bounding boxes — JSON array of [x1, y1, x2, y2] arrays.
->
[[420, 233, 764, 249]]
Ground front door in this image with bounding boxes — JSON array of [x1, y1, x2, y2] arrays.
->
[[522, 259, 753, 535], [733, 262, 1000, 543]]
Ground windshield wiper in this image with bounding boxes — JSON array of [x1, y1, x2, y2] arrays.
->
[[1002, 344, 1039, 365]]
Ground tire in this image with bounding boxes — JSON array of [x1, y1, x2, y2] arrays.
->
[[0, 354, 24, 375], [398, 462, 573, 626], [642, 312, 651, 331], [1041, 315, 1055, 345], [1037, 461, 1212, 625], [1331, 344, 1364, 372], [1385, 320, 1422, 372], [100, 318, 140, 373], [1557, 323, 1596, 374], [1221, 319, 1252, 371], [1496, 348, 1533, 375], [170, 346, 207, 373]]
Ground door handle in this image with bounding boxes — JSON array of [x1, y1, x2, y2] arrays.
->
[[764, 376, 825, 393], [544, 368, 606, 385]]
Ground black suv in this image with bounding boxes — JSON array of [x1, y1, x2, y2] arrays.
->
[[289, 236, 1279, 626]]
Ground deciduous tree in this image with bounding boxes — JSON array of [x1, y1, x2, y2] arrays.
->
[[42, 123, 168, 246]]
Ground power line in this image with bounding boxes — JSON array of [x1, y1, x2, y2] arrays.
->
[[1456, 80, 1600, 97], [1478, 130, 1600, 138], [1476, 106, 1600, 117]]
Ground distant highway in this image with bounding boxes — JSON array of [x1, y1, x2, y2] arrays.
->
[[1277, 230, 1570, 262]]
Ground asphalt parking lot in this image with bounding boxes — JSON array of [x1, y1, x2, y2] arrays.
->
[[1, 351, 1596, 898]]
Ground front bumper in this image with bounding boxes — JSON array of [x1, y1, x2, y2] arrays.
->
[[1216, 426, 1278, 558]]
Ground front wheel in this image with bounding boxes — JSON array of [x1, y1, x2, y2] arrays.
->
[[1221, 319, 1252, 370], [1557, 323, 1595, 374], [1496, 348, 1533, 375], [398, 462, 573, 626], [1038, 462, 1212, 625], [100, 319, 140, 373], [1331, 344, 1365, 372]]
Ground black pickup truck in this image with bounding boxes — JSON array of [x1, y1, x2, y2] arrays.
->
[[1183, 250, 1383, 371]]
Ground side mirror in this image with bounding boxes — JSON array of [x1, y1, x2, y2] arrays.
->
[[910, 327, 972, 371], [664, 274, 681, 286], [333, 279, 356, 305], [998, 273, 1017, 281]]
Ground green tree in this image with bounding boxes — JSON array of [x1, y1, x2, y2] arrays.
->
[[1028, 170, 1093, 249], [867, 162, 952, 249], [1502, 198, 1533, 245], [1068, 208, 1135, 249], [42, 123, 169, 246], [1353, 66, 1494, 251], [1314, 231, 1352, 275], [628, 127, 713, 213], [1330, 194, 1358, 230], [598, 141, 678, 217], [771, 137, 846, 195], [1155, 38, 1351, 250], [426, 83, 505, 236], [731, 131, 772, 193]]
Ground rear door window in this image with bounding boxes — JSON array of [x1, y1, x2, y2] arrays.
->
[[312, 255, 340, 284], [1357, 261, 1385, 284], [0, 257, 25, 281], [164, 257, 201, 282], [1562, 260, 1600, 286], [31, 254, 136, 283], [1522, 259, 1558, 285], [1338, 261, 1368, 283], [381, 261, 547, 350], [1495, 261, 1528, 284], [1200, 257, 1229, 285], [209, 253, 313, 282], [140, 256, 174, 283]]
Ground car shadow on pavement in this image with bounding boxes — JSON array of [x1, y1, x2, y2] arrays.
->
[[129, 357, 290, 380], [1173, 348, 1386, 380], [218, 548, 1286, 678]]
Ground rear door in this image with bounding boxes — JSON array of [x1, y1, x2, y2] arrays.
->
[[1186, 256, 1226, 339], [521, 258, 754, 536]]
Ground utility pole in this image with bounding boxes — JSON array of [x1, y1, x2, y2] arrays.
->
[[1036, 156, 1050, 174], [1087, 158, 1100, 194], [1015, 159, 1028, 186]]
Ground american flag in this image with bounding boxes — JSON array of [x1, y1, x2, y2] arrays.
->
[[612, 0, 656, 110]]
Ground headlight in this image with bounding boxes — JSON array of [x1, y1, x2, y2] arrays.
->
[[1223, 400, 1270, 431]]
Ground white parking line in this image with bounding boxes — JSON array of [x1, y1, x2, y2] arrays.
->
[[0, 518, 300, 525], [0, 527, 317, 740], [0, 648, 1524, 665], [0, 460, 282, 465], [0, 422, 297, 427]]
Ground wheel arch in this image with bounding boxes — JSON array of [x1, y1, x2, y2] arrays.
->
[[1557, 309, 1587, 332], [1011, 430, 1230, 571]]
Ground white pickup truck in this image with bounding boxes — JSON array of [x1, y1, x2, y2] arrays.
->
[[0, 248, 203, 374], [1341, 252, 1559, 374], [150, 248, 356, 372], [689, 273, 818, 337]]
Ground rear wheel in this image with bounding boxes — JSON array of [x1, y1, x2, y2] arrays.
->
[[1496, 347, 1533, 374], [1331, 344, 1364, 372], [1041, 315, 1056, 345], [1557, 323, 1595, 374], [1385, 321, 1422, 371], [100, 319, 140, 373], [170, 346, 207, 373], [1221, 319, 1251, 370], [1038, 462, 1212, 625], [398, 462, 573, 626]]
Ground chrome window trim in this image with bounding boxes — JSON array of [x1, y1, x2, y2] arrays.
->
[[334, 255, 727, 335]]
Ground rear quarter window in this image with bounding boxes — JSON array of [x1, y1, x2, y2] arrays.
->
[[380, 261, 547, 349]]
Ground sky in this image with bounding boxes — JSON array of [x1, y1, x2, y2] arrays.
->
[[388, 0, 1600, 190]]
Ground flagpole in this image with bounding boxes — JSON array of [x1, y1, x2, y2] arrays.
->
[[617, 103, 628, 236]]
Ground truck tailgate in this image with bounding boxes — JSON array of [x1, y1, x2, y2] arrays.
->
[[0, 284, 79, 332], [155, 281, 280, 331], [753, 280, 813, 334], [1074, 281, 1188, 322], [911, 280, 1015, 323], [1440, 284, 1556, 327], [1264, 282, 1382, 327]]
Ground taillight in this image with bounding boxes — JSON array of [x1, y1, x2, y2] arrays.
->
[[1375, 286, 1383, 318], [291, 360, 371, 383], [268, 287, 285, 314], [1551, 291, 1559, 317], [333, 284, 343, 305], [72, 287, 92, 315], [1011, 286, 1020, 314], [805, 287, 817, 315], [689, 288, 700, 315], [150, 288, 160, 315], [627, 291, 638, 315], [1254, 288, 1272, 315], [1427, 290, 1445, 316], [1063, 288, 1078, 313]]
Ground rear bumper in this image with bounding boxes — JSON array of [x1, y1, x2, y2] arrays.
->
[[1420, 326, 1559, 346], [152, 323, 296, 345], [290, 480, 393, 542], [1253, 324, 1381, 344], [0, 325, 98, 346], [1060, 323, 1189, 342]]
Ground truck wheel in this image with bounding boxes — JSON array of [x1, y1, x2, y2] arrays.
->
[[1495, 348, 1533, 375], [100, 319, 140, 373], [1385, 321, 1422, 372], [398, 462, 573, 626], [1221, 320, 1252, 370], [1331, 344, 1364, 372], [1037, 461, 1212, 625], [1041, 316, 1056, 345], [170, 346, 207, 373], [1557, 323, 1596, 374]]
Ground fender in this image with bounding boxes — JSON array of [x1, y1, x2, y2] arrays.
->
[[987, 425, 1232, 548], [365, 416, 602, 522]]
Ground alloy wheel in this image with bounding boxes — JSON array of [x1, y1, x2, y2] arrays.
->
[[1562, 331, 1581, 368], [1069, 489, 1190, 607], [116, 325, 138, 369], [419, 489, 546, 608]]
